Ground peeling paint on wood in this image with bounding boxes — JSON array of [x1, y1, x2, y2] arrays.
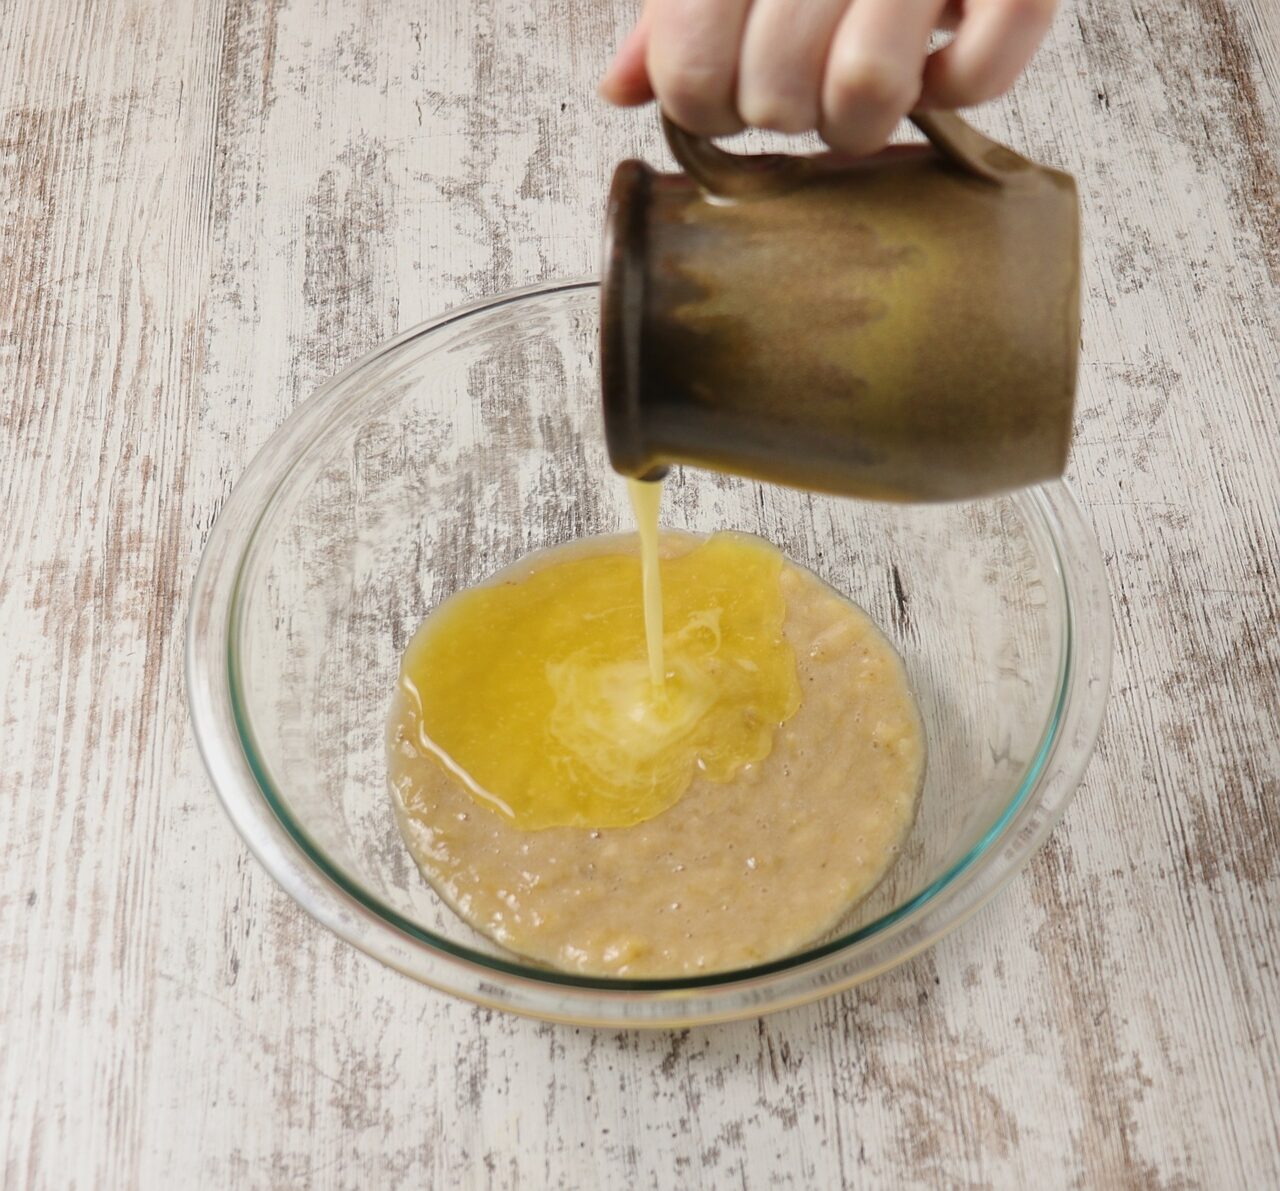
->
[[1, 0, 1277, 1186]]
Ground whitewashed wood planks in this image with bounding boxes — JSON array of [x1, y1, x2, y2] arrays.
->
[[1, 0, 1276, 1185]]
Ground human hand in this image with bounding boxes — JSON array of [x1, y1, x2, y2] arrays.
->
[[599, 0, 1058, 155]]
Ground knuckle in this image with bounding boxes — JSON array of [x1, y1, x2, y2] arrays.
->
[[946, 82, 990, 108], [982, 72, 1018, 102], [820, 121, 878, 156], [737, 89, 815, 134], [951, 57, 1023, 106], [1005, 0, 1055, 20], [933, 67, 993, 107], [828, 54, 916, 116], [652, 61, 737, 133]]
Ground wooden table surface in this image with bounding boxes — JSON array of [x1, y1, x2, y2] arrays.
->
[[3, 0, 1277, 1185]]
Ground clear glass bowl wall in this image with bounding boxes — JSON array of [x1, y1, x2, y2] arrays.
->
[[188, 280, 1110, 1025]]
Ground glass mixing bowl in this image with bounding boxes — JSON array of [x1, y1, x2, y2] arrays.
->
[[187, 279, 1111, 1026]]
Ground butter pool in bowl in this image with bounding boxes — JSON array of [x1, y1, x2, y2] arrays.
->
[[187, 279, 1111, 1027]]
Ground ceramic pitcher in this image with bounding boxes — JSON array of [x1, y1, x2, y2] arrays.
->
[[600, 111, 1080, 501]]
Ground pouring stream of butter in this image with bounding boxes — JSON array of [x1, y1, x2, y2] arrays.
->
[[398, 481, 800, 829], [627, 478, 665, 691]]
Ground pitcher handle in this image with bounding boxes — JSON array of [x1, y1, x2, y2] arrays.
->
[[662, 109, 1033, 199]]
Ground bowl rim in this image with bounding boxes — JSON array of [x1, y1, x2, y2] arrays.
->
[[186, 277, 1112, 1026]]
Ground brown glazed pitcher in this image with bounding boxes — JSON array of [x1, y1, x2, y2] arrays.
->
[[600, 111, 1079, 501]]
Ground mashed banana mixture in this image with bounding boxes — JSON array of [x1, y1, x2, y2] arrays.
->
[[388, 532, 925, 978]]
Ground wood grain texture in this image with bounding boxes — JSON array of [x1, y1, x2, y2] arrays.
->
[[1, 0, 1277, 1186]]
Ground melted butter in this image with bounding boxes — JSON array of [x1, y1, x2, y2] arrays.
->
[[399, 530, 801, 830], [628, 477, 664, 690]]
